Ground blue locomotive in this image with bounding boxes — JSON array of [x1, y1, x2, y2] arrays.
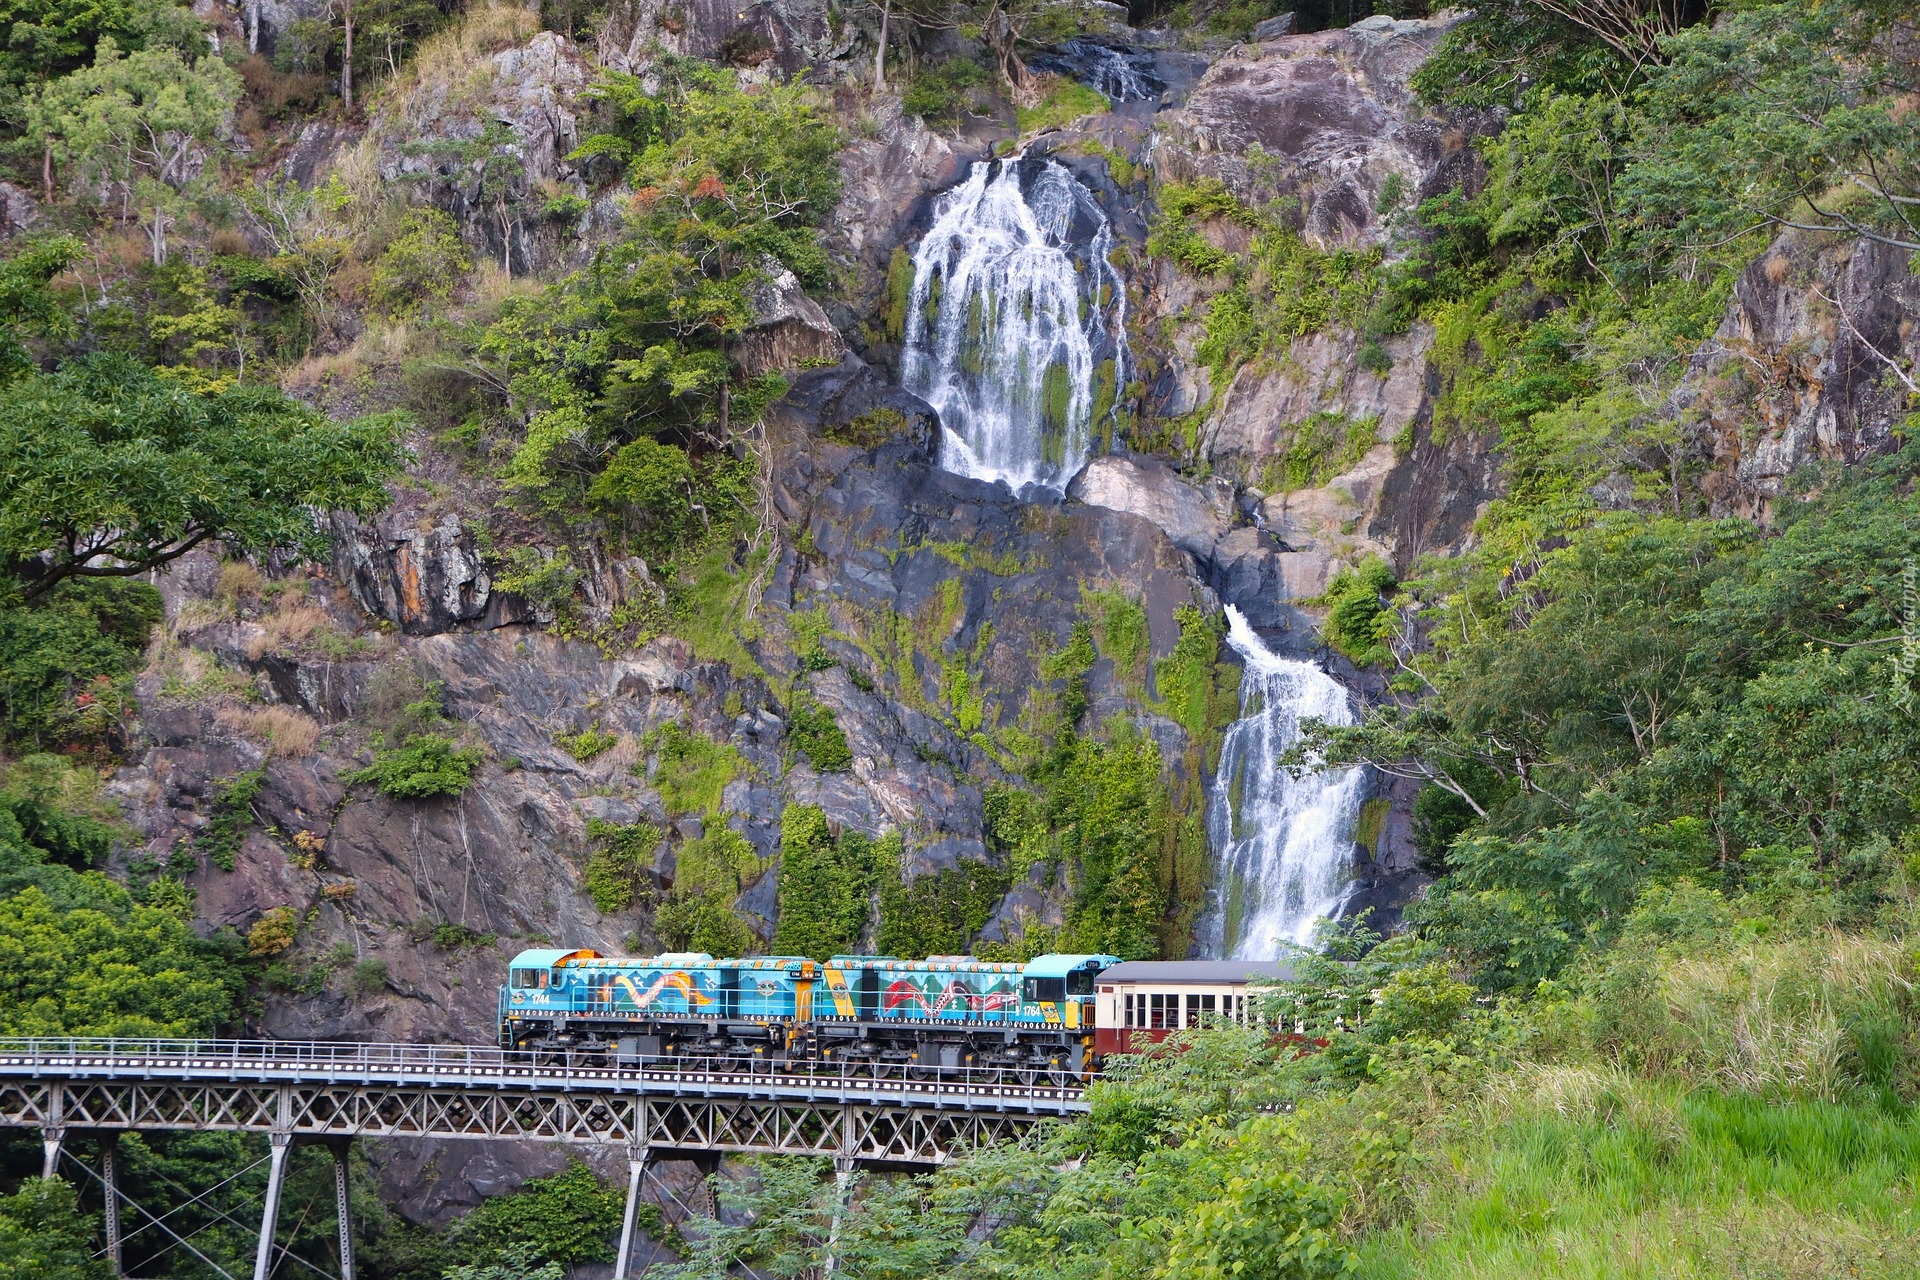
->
[[500, 948, 1119, 1079]]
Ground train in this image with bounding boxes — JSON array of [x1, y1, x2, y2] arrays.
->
[[499, 948, 1292, 1081]]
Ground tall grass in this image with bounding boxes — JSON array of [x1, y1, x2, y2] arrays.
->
[[1361, 1075, 1920, 1278]]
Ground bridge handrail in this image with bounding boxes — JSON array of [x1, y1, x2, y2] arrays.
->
[[0, 1037, 1094, 1097]]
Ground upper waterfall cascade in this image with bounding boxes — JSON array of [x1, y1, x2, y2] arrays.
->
[[1200, 606, 1367, 958], [901, 157, 1128, 494]]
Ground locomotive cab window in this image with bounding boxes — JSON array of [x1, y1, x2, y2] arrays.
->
[[1066, 969, 1095, 997], [511, 968, 550, 990], [1024, 977, 1066, 1003]]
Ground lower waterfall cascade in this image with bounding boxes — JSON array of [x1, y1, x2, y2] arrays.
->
[[1200, 606, 1368, 958], [900, 156, 1128, 494]]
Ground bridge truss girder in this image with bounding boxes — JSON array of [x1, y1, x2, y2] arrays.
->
[[0, 1079, 1052, 1165]]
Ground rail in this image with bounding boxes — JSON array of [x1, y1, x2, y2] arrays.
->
[[0, 1038, 1092, 1109]]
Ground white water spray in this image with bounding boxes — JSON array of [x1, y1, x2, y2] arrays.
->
[[1201, 606, 1367, 957], [901, 157, 1127, 493]]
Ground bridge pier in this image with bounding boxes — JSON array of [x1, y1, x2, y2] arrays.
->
[[329, 1137, 356, 1280], [101, 1131, 124, 1277], [253, 1131, 293, 1280], [822, 1156, 856, 1277], [40, 1124, 64, 1180], [611, 1144, 650, 1280]]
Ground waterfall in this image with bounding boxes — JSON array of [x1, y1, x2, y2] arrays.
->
[[1201, 606, 1367, 958], [1029, 40, 1164, 102], [901, 157, 1128, 494]]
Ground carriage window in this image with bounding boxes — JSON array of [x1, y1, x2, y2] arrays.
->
[[1148, 993, 1176, 1029], [1124, 993, 1136, 1027], [1187, 994, 1217, 1027], [1023, 977, 1067, 1003], [1067, 968, 1095, 997]]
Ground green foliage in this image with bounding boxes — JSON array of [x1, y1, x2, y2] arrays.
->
[[1014, 78, 1108, 135], [0, 236, 82, 378], [193, 769, 265, 872], [1259, 413, 1380, 493], [1149, 181, 1381, 444], [0, 1178, 111, 1280], [430, 921, 496, 951], [657, 824, 761, 955], [0, 883, 240, 1035], [902, 56, 993, 123], [370, 207, 472, 319], [0, 352, 406, 603], [0, 577, 159, 751], [28, 37, 242, 264], [877, 858, 1011, 959], [448, 1162, 627, 1270], [1153, 603, 1232, 744], [349, 733, 485, 799], [1162, 1167, 1356, 1280], [1318, 557, 1396, 668], [786, 694, 852, 773], [555, 722, 618, 761], [648, 722, 744, 813], [475, 65, 839, 568], [582, 819, 657, 913], [771, 805, 895, 958], [1082, 586, 1149, 694]]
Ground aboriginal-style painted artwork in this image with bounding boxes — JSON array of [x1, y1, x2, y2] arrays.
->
[[594, 970, 717, 1011], [881, 974, 1019, 1018]]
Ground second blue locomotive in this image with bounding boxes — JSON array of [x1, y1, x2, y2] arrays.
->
[[500, 947, 1118, 1078]]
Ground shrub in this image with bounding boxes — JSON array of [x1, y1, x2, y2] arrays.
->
[[647, 723, 744, 813], [0, 580, 161, 752], [786, 697, 852, 772], [348, 959, 389, 996], [582, 819, 657, 913], [247, 906, 298, 957], [349, 733, 485, 798], [1318, 557, 1396, 668], [448, 1162, 628, 1269], [555, 723, 618, 762], [902, 57, 994, 123], [771, 806, 894, 957], [371, 208, 472, 319], [431, 921, 497, 951], [194, 770, 266, 871]]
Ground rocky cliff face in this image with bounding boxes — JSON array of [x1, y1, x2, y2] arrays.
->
[[1673, 230, 1920, 519], [121, 6, 1917, 1220]]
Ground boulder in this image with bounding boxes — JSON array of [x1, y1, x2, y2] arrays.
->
[[1067, 455, 1236, 564], [331, 511, 495, 635], [1154, 12, 1494, 251], [735, 260, 849, 376], [596, 0, 847, 80]]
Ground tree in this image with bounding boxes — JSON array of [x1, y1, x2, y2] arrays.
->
[[28, 38, 242, 265], [0, 1178, 111, 1280], [0, 884, 241, 1035], [0, 352, 407, 600], [1624, 1, 1920, 255]]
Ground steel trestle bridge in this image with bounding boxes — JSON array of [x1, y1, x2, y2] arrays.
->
[[0, 1038, 1089, 1280]]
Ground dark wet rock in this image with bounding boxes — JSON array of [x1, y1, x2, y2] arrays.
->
[[1155, 13, 1495, 251]]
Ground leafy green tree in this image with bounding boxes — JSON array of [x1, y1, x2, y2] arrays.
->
[[0, 1177, 110, 1280], [0, 883, 241, 1035], [1624, 1, 1920, 257], [29, 38, 242, 264], [370, 206, 472, 319], [448, 1163, 626, 1270], [0, 352, 406, 601]]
